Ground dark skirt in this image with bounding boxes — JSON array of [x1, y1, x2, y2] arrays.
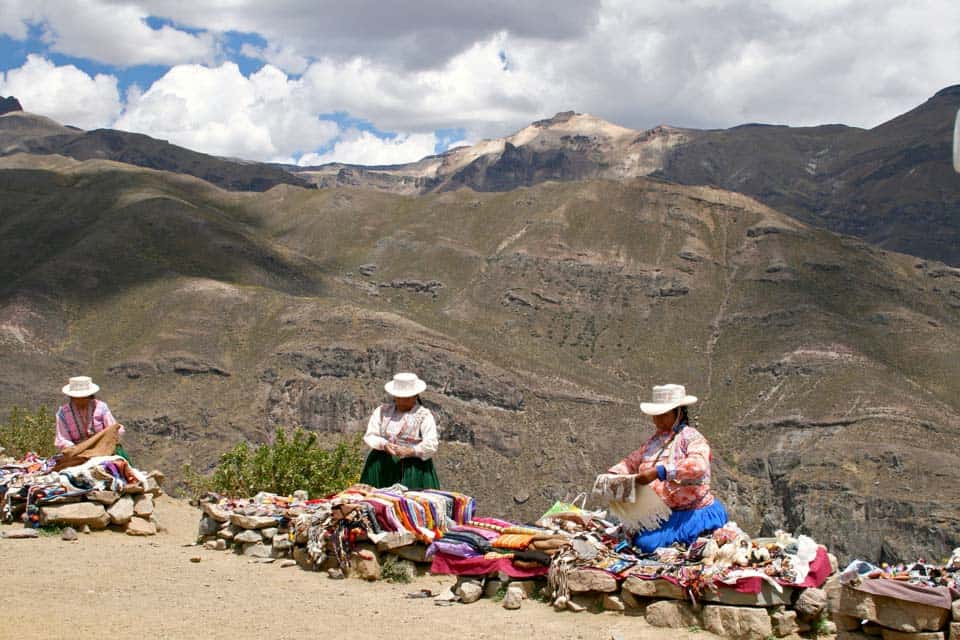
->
[[359, 449, 440, 490], [632, 499, 728, 553]]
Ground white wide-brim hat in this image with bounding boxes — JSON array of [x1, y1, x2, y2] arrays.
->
[[384, 372, 427, 398], [62, 376, 100, 398], [640, 383, 697, 416]]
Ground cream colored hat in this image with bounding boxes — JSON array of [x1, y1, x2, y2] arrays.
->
[[62, 376, 100, 398], [384, 372, 427, 398], [640, 384, 697, 415]]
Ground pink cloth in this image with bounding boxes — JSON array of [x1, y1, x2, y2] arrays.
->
[[609, 424, 715, 510], [55, 399, 122, 450], [430, 553, 550, 578], [850, 576, 954, 610], [730, 546, 833, 593]]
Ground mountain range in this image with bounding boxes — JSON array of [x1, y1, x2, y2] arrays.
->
[[1, 89, 959, 564]]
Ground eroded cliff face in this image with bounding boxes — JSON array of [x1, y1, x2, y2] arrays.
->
[[1, 157, 958, 563]]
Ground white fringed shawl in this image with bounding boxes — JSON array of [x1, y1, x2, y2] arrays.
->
[[591, 473, 672, 533]]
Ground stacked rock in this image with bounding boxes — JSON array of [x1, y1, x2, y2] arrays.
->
[[35, 474, 163, 536], [197, 501, 291, 560]]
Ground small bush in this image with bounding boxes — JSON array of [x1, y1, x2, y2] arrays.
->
[[0, 406, 56, 458], [380, 555, 414, 583], [183, 427, 364, 499]]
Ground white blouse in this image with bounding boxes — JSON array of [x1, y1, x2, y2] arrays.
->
[[362, 404, 439, 460]]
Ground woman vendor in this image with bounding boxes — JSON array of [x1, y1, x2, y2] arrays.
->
[[55, 376, 127, 457], [360, 372, 440, 490], [608, 383, 727, 552]]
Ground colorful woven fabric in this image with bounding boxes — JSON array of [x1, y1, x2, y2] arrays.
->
[[492, 534, 536, 550]]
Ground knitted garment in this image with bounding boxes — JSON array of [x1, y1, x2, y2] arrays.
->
[[592, 473, 672, 533]]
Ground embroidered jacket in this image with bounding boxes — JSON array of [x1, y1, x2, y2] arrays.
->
[[363, 403, 439, 460], [55, 399, 123, 450], [608, 423, 715, 511]]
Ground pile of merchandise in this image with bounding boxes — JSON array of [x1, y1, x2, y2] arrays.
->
[[1, 452, 163, 535], [833, 551, 960, 637]]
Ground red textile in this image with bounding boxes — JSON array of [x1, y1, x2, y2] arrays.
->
[[430, 553, 550, 578], [850, 577, 953, 610], [729, 546, 832, 594]]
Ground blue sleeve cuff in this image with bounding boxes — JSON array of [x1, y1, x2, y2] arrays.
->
[[656, 465, 667, 481]]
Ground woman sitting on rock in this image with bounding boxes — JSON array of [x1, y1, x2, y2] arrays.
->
[[359, 372, 440, 490], [55, 376, 128, 459], [607, 384, 727, 552]]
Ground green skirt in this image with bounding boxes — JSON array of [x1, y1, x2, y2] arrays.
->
[[359, 450, 440, 490]]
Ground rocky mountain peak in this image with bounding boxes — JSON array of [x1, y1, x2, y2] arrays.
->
[[0, 96, 24, 116], [532, 111, 580, 128]]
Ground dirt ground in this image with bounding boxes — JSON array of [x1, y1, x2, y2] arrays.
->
[[0, 496, 715, 640]]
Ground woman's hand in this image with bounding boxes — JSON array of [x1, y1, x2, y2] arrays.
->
[[395, 446, 416, 458], [635, 468, 659, 485]]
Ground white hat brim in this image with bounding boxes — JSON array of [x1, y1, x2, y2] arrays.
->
[[384, 379, 427, 398], [62, 383, 100, 397], [640, 395, 697, 416]]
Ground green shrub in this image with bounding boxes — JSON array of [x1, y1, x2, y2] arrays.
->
[[183, 427, 364, 499], [380, 554, 414, 583], [0, 406, 56, 458]]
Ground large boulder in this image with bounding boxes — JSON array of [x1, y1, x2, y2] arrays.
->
[[771, 610, 799, 638], [503, 586, 523, 610], [107, 496, 135, 526], [645, 600, 701, 629], [795, 587, 829, 620], [40, 503, 110, 529], [567, 568, 618, 593], [949, 622, 960, 640], [457, 580, 483, 604], [838, 586, 951, 632], [702, 605, 774, 640], [349, 550, 380, 581]]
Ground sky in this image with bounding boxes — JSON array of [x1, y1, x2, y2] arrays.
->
[[0, 0, 957, 166]]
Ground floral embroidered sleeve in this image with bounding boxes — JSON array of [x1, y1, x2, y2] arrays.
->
[[657, 429, 710, 482], [363, 406, 387, 451], [412, 411, 438, 460]]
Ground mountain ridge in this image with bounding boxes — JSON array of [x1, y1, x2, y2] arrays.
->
[[1, 150, 958, 563]]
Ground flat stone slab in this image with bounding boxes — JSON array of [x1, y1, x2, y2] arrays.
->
[[40, 502, 110, 529], [229, 513, 277, 530], [387, 543, 429, 563], [623, 576, 687, 600], [2, 529, 39, 539], [201, 502, 230, 523], [125, 516, 157, 536], [880, 630, 944, 640], [839, 585, 951, 633], [376, 532, 416, 550]]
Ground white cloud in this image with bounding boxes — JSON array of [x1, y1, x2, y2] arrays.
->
[[0, 55, 122, 129], [239, 43, 309, 76], [298, 129, 438, 166], [2, 0, 216, 67], [115, 62, 339, 160]]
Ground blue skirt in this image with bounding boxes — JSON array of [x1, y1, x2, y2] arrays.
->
[[632, 500, 728, 553]]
